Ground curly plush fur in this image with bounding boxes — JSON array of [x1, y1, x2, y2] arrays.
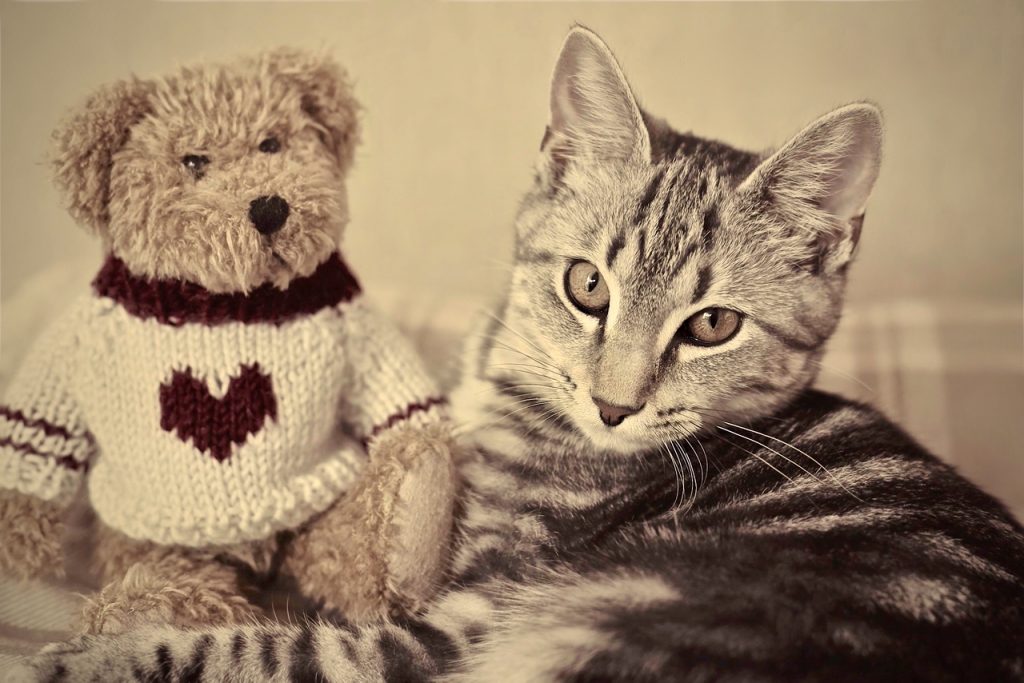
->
[[0, 48, 456, 635], [0, 490, 66, 580], [283, 423, 458, 622]]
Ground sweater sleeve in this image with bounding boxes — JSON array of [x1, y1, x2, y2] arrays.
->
[[0, 298, 94, 505], [337, 299, 447, 445]]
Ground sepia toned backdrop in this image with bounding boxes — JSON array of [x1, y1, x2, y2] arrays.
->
[[1, 0, 1021, 520]]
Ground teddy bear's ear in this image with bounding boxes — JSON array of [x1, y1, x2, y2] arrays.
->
[[264, 48, 361, 173], [51, 78, 154, 235]]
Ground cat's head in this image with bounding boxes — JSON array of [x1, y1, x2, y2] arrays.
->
[[482, 26, 882, 455]]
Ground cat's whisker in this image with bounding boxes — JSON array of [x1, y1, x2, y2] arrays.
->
[[716, 425, 856, 501], [485, 362, 567, 383], [485, 401, 552, 425], [501, 382, 565, 393], [668, 440, 697, 509], [530, 404, 572, 438], [474, 379, 562, 398], [711, 432, 796, 486], [474, 384, 559, 399], [810, 359, 875, 394], [666, 442, 687, 510], [485, 257, 518, 272], [463, 391, 570, 434], [721, 421, 863, 502], [486, 387, 574, 419], [486, 360, 562, 375], [693, 435, 720, 478], [485, 338, 567, 376], [491, 395, 559, 412], [658, 441, 685, 511], [489, 394, 571, 440], [687, 405, 789, 424], [482, 311, 557, 362], [683, 436, 708, 491], [681, 441, 701, 508]]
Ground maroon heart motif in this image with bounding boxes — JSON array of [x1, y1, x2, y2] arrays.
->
[[159, 364, 277, 462]]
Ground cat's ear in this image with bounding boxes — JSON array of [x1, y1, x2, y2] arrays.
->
[[541, 26, 651, 184], [738, 103, 883, 274]]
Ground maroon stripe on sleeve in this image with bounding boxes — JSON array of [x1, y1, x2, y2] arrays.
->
[[0, 436, 90, 472], [0, 406, 80, 442], [364, 397, 447, 445]]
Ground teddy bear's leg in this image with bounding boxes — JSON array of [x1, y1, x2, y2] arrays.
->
[[80, 522, 278, 635], [283, 424, 457, 623]]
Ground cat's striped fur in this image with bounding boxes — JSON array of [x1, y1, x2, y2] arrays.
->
[[23, 26, 1024, 683]]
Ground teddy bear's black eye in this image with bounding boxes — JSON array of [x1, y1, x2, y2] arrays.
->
[[259, 137, 281, 154], [182, 154, 209, 179]]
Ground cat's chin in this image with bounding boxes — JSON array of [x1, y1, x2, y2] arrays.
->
[[575, 421, 659, 457]]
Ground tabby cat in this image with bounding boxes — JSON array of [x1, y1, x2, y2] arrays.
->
[[23, 26, 1024, 683]]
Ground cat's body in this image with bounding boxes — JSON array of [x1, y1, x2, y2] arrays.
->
[[23, 27, 1024, 683], [26, 387, 1024, 682]]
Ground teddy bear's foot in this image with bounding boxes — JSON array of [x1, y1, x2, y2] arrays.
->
[[79, 562, 258, 635]]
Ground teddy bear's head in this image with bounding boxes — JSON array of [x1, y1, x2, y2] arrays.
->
[[52, 49, 360, 293]]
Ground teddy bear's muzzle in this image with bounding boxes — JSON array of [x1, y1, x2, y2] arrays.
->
[[249, 195, 290, 235]]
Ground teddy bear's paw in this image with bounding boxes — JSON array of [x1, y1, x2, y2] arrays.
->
[[0, 491, 66, 580], [80, 563, 256, 635], [384, 427, 458, 612], [79, 577, 178, 635]]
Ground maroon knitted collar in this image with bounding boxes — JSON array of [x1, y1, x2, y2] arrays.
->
[[92, 252, 361, 326]]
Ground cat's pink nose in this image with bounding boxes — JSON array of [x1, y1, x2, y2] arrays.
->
[[592, 396, 644, 427]]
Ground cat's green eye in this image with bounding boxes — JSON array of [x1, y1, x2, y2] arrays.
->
[[680, 308, 742, 346], [564, 260, 610, 316]]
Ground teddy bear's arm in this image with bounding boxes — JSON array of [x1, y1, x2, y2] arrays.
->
[[0, 297, 96, 505], [335, 299, 448, 444], [298, 299, 455, 616]]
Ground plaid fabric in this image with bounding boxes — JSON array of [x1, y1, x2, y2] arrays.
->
[[816, 301, 1023, 517], [1, 261, 1021, 669]]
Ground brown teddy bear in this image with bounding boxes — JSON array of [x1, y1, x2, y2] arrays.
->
[[0, 49, 457, 634]]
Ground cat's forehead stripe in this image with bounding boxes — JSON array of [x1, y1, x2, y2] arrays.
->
[[629, 162, 719, 284], [691, 265, 713, 304], [652, 166, 684, 237], [634, 228, 648, 272], [634, 167, 666, 225], [606, 231, 626, 268], [700, 205, 720, 251]]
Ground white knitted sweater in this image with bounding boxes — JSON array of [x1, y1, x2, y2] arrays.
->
[[0, 253, 445, 546]]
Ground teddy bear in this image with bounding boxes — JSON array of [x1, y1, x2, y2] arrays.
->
[[0, 48, 457, 634]]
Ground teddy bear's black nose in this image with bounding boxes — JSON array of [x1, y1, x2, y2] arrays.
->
[[249, 195, 290, 235]]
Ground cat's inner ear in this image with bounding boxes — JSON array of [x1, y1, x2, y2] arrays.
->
[[739, 103, 883, 273], [544, 27, 651, 175]]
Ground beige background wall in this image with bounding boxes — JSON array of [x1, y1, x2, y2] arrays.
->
[[1, 0, 1022, 509], [2, 0, 1021, 306]]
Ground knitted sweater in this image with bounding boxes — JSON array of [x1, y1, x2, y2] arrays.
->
[[0, 253, 445, 546]]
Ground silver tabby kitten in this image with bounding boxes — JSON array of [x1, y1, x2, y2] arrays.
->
[[23, 26, 1024, 683]]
